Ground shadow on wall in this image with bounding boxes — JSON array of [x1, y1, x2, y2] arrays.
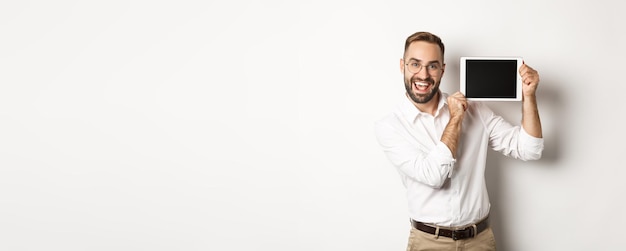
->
[[485, 82, 563, 250]]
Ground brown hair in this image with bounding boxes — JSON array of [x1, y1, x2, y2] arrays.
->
[[404, 31, 445, 59]]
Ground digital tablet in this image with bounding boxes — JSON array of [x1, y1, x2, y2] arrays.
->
[[460, 57, 523, 101]]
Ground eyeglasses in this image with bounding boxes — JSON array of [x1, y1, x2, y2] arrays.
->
[[404, 60, 442, 75]]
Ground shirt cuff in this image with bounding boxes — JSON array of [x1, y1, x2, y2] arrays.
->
[[434, 141, 456, 178], [520, 127, 544, 146]]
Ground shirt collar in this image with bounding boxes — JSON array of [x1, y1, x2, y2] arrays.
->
[[399, 92, 449, 123]]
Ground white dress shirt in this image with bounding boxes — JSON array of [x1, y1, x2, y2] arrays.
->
[[375, 92, 544, 227]]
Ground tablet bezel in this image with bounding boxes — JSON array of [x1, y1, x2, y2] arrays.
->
[[460, 56, 523, 101]]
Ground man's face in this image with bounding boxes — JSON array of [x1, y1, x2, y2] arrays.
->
[[401, 41, 445, 104]]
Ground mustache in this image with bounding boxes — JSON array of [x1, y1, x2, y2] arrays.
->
[[412, 76, 435, 85]]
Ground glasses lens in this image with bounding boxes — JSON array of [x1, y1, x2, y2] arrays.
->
[[410, 64, 421, 73], [406, 61, 440, 75], [427, 65, 440, 75]]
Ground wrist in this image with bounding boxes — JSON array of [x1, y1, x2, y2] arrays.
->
[[523, 94, 537, 102], [449, 113, 464, 124]]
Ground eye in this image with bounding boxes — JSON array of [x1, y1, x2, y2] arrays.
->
[[410, 62, 419, 67], [427, 64, 440, 70]]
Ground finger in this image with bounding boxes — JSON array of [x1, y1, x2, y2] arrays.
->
[[522, 76, 534, 85], [519, 63, 529, 75], [453, 91, 466, 99], [521, 71, 537, 82], [525, 77, 538, 86], [519, 66, 535, 77]]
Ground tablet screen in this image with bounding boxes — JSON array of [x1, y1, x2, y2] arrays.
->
[[460, 57, 522, 101]]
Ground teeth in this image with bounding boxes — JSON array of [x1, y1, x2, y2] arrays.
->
[[415, 82, 429, 87]]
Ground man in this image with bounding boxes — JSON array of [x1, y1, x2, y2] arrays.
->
[[374, 31, 544, 250]]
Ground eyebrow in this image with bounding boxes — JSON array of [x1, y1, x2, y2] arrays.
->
[[407, 58, 441, 65]]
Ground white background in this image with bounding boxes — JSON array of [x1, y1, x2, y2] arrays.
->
[[1, 0, 624, 250]]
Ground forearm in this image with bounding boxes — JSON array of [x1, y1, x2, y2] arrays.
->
[[522, 95, 542, 138], [441, 115, 463, 158]]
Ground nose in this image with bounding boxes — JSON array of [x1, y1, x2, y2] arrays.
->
[[415, 66, 430, 79]]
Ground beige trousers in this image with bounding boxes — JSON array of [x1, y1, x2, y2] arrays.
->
[[406, 226, 497, 251]]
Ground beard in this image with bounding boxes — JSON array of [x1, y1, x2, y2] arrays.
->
[[404, 74, 440, 104]]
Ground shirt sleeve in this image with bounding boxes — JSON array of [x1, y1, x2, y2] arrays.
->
[[480, 103, 544, 160], [517, 127, 545, 160], [375, 121, 456, 188]]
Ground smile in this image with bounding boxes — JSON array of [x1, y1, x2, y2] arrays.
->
[[414, 81, 431, 92]]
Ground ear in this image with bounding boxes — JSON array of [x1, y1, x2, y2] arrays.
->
[[441, 63, 446, 76], [399, 58, 405, 74]]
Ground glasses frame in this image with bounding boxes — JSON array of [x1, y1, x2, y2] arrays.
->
[[404, 59, 443, 76]]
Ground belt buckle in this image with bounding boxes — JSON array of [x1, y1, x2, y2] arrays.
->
[[451, 230, 460, 241], [451, 228, 471, 241]]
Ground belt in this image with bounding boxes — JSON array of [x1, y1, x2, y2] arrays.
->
[[410, 217, 489, 241]]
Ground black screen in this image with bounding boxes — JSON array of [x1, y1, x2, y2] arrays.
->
[[465, 60, 517, 98]]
